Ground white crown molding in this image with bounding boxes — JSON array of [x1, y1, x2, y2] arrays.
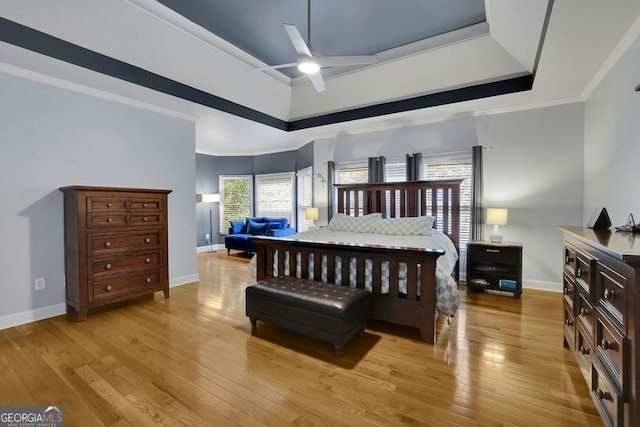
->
[[126, 0, 292, 86], [292, 22, 490, 87], [127, 0, 491, 90], [582, 12, 640, 98], [0, 58, 198, 121]]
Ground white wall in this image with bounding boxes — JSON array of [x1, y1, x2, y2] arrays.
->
[[584, 32, 640, 226], [482, 105, 584, 289], [314, 104, 585, 291], [0, 71, 198, 329]]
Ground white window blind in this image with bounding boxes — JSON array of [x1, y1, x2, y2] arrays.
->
[[219, 175, 253, 233], [296, 167, 313, 232], [335, 162, 368, 216], [256, 172, 295, 226], [423, 153, 472, 251], [385, 161, 406, 182]]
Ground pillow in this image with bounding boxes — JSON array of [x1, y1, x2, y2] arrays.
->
[[246, 219, 268, 235], [229, 220, 246, 234], [371, 216, 435, 235], [326, 212, 381, 233], [264, 218, 288, 230], [266, 221, 285, 234]]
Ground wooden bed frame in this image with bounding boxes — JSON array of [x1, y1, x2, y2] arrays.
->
[[252, 179, 462, 344]]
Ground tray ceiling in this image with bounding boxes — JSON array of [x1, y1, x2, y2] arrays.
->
[[0, 1, 639, 155]]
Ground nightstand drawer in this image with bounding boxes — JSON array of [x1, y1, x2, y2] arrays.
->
[[468, 245, 520, 264]]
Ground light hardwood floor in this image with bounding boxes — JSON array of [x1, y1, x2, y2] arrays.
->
[[0, 251, 603, 426]]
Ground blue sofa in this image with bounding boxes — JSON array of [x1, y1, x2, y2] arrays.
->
[[224, 217, 296, 254]]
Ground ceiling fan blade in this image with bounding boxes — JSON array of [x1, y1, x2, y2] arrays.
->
[[284, 24, 312, 57], [319, 55, 378, 67], [308, 70, 326, 92], [248, 62, 298, 71]]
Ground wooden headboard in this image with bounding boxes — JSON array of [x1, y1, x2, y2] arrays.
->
[[333, 179, 463, 253]]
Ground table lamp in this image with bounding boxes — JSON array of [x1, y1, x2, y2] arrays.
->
[[305, 207, 319, 228], [487, 208, 508, 243]]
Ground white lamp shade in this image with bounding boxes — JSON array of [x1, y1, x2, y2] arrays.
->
[[305, 207, 319, 220], [486, 208, 508, 225], [199, 193, 220, 203]]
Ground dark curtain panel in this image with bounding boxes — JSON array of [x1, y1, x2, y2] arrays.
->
[[406, 153, 423, 181], [327, 161, 335, 221], [471, 146, 484, 241], [367, 156, 385, 183]]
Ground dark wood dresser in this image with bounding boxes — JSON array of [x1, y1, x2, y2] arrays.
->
[[559, 226, 640, 426], [60, 186, 171, 320]]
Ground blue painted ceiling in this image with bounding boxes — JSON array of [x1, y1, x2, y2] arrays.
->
[[157, 0, 486, 78]]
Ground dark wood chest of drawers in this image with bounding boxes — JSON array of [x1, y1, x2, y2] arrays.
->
[[560, 226, 640, 426], [60, 186, 171, 320]]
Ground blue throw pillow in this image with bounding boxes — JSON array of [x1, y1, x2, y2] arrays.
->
[[247, 219, 268, 235], [267, 221, 284, 230], [229, 220, 245, 234], [263, 217, 288, 229]]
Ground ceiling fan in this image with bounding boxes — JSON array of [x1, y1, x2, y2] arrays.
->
[[250, 0, 378, 92]]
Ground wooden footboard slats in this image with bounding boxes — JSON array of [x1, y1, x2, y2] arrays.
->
[[251, 236, 445, 343]]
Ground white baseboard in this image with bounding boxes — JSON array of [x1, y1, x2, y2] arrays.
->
[[197, 244, 222, 253], [0, 273, 201, 331], [0, 303, 67, 331], [170, 273, 199, 287], [522, 279, 562, 292]]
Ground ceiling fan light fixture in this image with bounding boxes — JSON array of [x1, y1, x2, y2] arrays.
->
[[297, 57, 320, 74]]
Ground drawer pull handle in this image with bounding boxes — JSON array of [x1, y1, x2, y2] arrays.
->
[[596, 388, 612, 401], [145, 258, 151, 263], [106, 285, 112, 291], [146, 277, 151, 283], [143, 217, 148, 221], [107, 203, 112, 207], [107, 218, 112, 223], [565, 256, 574, 264], [486, 249, 500, 253], [145, 238, 151, 243], [601, 339, 617, 351], [565, 319, 574, 326], [143, 203, 148, 208], [604, 288, 615, 300], [104, 242, 111, 247], [576, 267, 582, 277], [105, 263, 111, 270], [564, 288, 571, 295], [579, 345, 590, 355], [580, 308, 590, 316]]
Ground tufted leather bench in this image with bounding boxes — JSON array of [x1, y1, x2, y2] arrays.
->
[[245, 276, 372, 357]]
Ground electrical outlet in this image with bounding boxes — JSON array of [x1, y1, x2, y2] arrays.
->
[[35, 277, 46, 291], [205, 233, 210, 240]]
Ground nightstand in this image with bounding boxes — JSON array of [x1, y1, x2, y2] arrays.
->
[[466, 240, 523, 298]]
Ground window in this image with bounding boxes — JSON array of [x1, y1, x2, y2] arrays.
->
[[423, 153, 472, 250], [334, 162, 368, 216], [255, 172, 295, 226], [296, 167, 313, 232], [335, 162, 368, 184], [219, 175, 253, 233], [385, 161, 406, 183]]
